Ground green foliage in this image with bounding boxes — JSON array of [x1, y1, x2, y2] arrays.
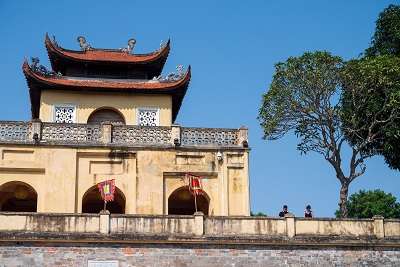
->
[[258, 51, 343, 155], [250, 211, 267, 216], [365, 5, 400, 57], [341, 56, 400, 170], [257, 51, 398, 217], [258, 5, 400, 218], [344, 4, 400, 170], [335, 189, 400, 218]]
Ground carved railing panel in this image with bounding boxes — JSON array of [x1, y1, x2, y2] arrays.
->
[[112, 126, 171, 146], [41, 123, 102, 143], [181, 127, 239, 146], [0, 121, 31, 142], [0, 121, 245, 147]]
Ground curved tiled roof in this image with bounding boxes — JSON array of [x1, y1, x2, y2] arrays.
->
[[45, 34, 170, 77], [23, 61, 191, 122], [45, 34, 170, 63]]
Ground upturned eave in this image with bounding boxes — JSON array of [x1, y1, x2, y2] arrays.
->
[[22, 60, 191, 122]]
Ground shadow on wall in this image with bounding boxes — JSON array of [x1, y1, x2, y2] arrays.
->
[[0, 181, 37, 212], [87, 107, 126, 125], [168, 186, 209, 215], [82, 185, 126, 214]]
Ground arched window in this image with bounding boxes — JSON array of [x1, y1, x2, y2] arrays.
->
[[87, 108, 125, 125], [82, 185, 125, 214], [0, 181, 37, 212], [168, 186, 209, 215]]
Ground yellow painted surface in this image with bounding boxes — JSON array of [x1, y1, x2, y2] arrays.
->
[[384, 221, 400, 237], [295, 219, 374, 236], [110, 215, 196, 235], [228, 167, 247, 216], [0, 213, 99, 233], [1, 213, 399, 238], [39, 90, 173, 126], [205, 217, 287, 236], [0, 145, 250, 216]]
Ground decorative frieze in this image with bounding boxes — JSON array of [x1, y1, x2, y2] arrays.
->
[[0, 121, 248, 148], [137, 108, 159, 126], [112, 125, 171, 146], [41, 123, 102, 143], [0, 122, 31, 142], [181, 128, 239, 146], [54, 105, 76, 123]]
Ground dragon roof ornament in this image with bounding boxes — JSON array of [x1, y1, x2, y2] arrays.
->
[[77, 36, 92, 51], [30, 57, 62, 77], [152, 65, 186, 82], [121, 38, 136, 54]]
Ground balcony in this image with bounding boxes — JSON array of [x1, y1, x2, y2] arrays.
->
[[0, 121, 248, 148]]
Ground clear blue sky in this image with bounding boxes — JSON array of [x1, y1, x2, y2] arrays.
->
[[0, 1, 399, 217]]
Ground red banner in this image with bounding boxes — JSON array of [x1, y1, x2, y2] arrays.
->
[[186, 173, 204, 196], [97, 179, 116, 202]]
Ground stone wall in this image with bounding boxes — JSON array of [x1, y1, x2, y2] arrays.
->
[[0, 244, 399, 267], [1, 212, 400, 238], [0, 213, 400, 266], [0, 212, 99, 233]]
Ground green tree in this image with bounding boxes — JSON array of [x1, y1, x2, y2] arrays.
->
[[250, 211, 267, 216], [365, 5, 400, 57], [341, 56, 400, 171], [335, 189, 400, 218], [342, 5, 400, 170], [258, 51, 389, 217]]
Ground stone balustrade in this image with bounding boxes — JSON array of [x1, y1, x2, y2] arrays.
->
[[0, 212, 399, 240], [0, 121, 248, 148], [0, 121, 32, 143]]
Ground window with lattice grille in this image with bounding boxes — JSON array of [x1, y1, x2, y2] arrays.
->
[[54, 105, 76, 123], [137, 108, 159, 126]]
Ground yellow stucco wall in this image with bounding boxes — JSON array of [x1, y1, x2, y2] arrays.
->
[[0, 145, 250, 216], [39, 91, 173, 126], [1, 213, 398, 239]]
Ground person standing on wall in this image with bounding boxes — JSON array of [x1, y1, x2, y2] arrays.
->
[[279, 205, 289, 217], [304, 205, 313, 218]]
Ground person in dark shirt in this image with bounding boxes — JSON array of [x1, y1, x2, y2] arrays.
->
[[304, 205, 313, 218], [279, 205, 289, 217]]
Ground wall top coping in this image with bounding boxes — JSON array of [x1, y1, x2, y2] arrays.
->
[[0, 212, 397, 222], [0, 212, 399, 248], [0, 212, 99, 217], [110, 214, 194, 219]]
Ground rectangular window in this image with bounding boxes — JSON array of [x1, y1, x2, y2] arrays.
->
[[137, 107, 159, 126], [53, 105, 76, 123]]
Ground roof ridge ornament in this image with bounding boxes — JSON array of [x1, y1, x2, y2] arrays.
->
[[121, 38, 136, 54], [30, 57, 62, 77], [51, 35, 59, 47], [152, 65, 185, 82], [158, 39, 171, 51], [77, 36, 92, 51], [159, 40, 167, 50]]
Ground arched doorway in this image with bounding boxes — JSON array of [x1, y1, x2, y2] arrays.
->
[[0, 181, 37, 212], [168, 186, 209, 215], [82, 185, 126, 214], [87, 108, 125, 125]]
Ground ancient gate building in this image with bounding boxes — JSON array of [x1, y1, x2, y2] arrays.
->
[[0, 34, 250, 216], [0, 35, 399, 267]]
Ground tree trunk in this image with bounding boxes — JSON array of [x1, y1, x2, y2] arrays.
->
[[339, 182, 349, 217]]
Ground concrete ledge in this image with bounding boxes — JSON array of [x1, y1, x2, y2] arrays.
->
[[0, 231, 399, 249], [0, 212, 399, 248]]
